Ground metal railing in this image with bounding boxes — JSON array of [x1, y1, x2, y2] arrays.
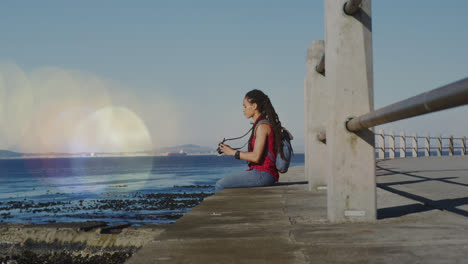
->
[[343, 0, 362, 15], [315, 0, 362, 74], [375, 129, 467, 159], [314, 0, 468, 135], [345, 77, 468, 132], [315, 53, 325, 75], [305, 0, 468, 223]]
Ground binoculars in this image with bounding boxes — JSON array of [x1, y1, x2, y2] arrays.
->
[[217, 138, 226, 154]]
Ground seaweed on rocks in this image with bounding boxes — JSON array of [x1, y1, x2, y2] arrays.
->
[[0, 239, 137, 264], [0, 251, 133, 264], [0, 191, 214, 225]]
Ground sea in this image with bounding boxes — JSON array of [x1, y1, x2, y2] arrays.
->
[[0, 154, 304, 226]]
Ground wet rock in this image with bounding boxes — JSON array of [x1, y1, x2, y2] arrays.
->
[[173, 184, 214, 188], [0, 251, 132, 264], [0, 191, 214, 225], [100, 224, 131, 234]]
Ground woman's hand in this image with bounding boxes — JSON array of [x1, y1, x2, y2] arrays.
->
[[218, 144, 236, 156]]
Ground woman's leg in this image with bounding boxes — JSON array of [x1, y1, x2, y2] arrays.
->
[[215, 169, 276, 193]]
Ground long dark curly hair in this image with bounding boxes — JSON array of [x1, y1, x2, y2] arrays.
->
[[245, 89, 288, 159]]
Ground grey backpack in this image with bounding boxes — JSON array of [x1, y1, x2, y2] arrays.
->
[[256, 120, 294, 173]]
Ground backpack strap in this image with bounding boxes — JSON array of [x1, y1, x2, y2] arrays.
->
[[255, 120, 271, 134], [255, 119, 277, 162], [267, 151, 276, 162]]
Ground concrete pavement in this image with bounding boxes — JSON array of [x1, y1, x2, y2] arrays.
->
[[126, 156, 468, 263]]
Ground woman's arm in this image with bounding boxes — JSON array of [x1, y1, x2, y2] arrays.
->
[[219, 124, 270, 163]]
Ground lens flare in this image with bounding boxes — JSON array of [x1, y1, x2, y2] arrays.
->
[[0, 63, 35, 151], [68, 106, 153, 193], [73, 107, 152, 152], [1, 63, 170, 195], [24, 107, 154, 194]]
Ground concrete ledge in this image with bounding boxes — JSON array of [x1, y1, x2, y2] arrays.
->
[[127, 160, 468, 263]]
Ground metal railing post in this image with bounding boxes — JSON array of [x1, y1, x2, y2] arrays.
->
[[400, 132, 406, 158], [325, 0, 375, 223], [305, 40, 328, 191], [377, 129, 385, 159], [425, 134, 430, 156], [449, 135, 454, 156], [437, 134, 442, 156], [462, 136, 466, 156], [412, 133, 418, 157], [389, 131, 395, 159]]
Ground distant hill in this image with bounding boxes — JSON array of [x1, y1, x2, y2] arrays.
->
[[0, 145, 217, 158], [156, 144, 214, 154], [0, 150, 23, 158]]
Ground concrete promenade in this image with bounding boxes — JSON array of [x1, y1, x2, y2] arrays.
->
[[127, 156, 468, 263]]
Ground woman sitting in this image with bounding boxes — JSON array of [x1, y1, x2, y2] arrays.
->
[[216, 89, 288, 193]]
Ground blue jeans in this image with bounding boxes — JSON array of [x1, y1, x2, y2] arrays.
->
[[215, 169, 276, 193]]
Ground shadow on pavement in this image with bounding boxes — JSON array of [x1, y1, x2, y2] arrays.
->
[[275, 181, 308, 186], [377, 165, 468, 219]]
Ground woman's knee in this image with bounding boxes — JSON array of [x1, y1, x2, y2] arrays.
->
[[214, 178, 225, 193], [214, 172, 244, 193]]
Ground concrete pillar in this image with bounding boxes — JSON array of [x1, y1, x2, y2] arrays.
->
[[424, 134, 430, 156], [400, 132, 406, 158], [462, 136, 466, 156], [305, 40, 328, 191], [449, 135, 454, 156], [437, 134, 442, 156], [389, 131, 395, 159], [325, 0, 376, 223], [377, 129, 384, 159], [412, 133, 418, 157]]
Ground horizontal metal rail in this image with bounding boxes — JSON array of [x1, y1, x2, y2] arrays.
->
[[346, 77, 468, 132], [382, 146, 465, 149], [315, 53, 325, 75], [343, 0, 362, 15], [317, 131, 327, 143]]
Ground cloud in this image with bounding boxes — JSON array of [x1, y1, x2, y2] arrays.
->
[[0, 62, 181, 153]]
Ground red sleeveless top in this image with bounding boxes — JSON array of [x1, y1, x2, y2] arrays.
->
[[248, 116, 279, 181]]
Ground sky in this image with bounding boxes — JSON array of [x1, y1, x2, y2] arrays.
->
[[0, 0, 467, 153]]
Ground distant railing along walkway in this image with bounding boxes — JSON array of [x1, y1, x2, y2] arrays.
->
[[374, 129, 467, 159]]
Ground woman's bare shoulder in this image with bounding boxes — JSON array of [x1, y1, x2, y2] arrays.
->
[[255, 123, 272, 135]]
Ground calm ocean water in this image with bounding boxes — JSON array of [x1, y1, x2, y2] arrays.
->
[[0, 154, 304, 226]]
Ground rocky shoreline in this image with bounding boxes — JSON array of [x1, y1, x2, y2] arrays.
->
[[1, 188, 214, 225], [1, 251, 132, 264], [0, 221, 166, 264], [0, 187, 214, 264]]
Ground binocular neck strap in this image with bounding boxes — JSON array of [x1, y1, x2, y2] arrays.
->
[[223, 127, 253, 142], [223, 119, 267, 150]]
